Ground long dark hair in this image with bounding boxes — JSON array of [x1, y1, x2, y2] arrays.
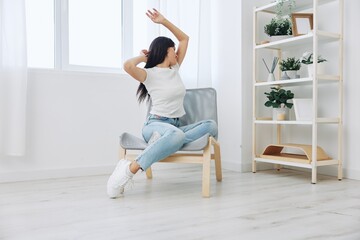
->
[[137, 36, 175, 103]]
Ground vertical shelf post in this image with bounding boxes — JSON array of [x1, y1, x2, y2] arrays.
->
[[252, 6, 257, 173], [337, 0, 344, 180], [311, 0, 319, 184]]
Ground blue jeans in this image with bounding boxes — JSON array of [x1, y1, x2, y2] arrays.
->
[[136, 114, 218, 170]]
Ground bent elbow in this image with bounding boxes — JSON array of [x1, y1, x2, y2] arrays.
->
[[123, 61, 133, 73]]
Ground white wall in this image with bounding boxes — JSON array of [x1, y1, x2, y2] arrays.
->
[[1, 0, 359, 182], [0, 70, 146, 182], [210, 0, 243, 171], [342, 0, 360, 179]]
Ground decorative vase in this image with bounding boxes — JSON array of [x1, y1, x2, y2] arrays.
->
[[272, 107, 289, 121], [267, 73, 275, 82]]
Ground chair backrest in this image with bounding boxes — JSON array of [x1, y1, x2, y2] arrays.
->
[[146, 88, 218, 127], [179, 88, 218, 127]]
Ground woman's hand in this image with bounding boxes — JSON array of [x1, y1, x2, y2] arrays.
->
[[139, 49, 148, 63], [146, 8, 165, 24], [140, 49, 149, 57]]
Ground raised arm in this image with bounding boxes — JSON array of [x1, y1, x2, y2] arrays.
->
[[123, 50, 148, 83], [146, 9, 189, 66]]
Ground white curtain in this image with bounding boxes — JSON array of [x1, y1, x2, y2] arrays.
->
[[0, 0, 28, 156], [159, 0, 212, 88]]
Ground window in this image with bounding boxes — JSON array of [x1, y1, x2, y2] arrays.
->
[[68, 0, 122, 68], [25, 0, 54, 68], [25, 0, 133, 73]]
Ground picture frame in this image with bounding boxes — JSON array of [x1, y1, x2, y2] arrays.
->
[[291, 13, 313, 36], [293, 98, 313, 121]]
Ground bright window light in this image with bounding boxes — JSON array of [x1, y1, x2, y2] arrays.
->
[[68, 0, 122, 68]]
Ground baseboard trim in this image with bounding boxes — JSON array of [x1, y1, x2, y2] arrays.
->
[[343, 168, 360, 180], [221, 160, 242, 172]]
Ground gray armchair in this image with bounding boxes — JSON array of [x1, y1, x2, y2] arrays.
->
[[119, 88, 222, 197]]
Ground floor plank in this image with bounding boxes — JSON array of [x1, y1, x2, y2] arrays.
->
[[0, 165, 359, 240]]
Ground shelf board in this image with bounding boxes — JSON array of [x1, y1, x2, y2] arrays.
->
[[255, 120, 312, 125], [254, 157, 339, 168], [254, 118, 340, 124], [317, 118, 340, 123], [318, 74, 341, 81], [254, 0, 338, 13], [255, 34, 313, 49], [255, 31, 340, 50], [255, 157, 312, 168], [255, 78, 312, 86], [255, 76, 340, 87]]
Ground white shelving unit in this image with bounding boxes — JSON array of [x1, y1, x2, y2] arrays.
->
[[252, 0, 343, 183]]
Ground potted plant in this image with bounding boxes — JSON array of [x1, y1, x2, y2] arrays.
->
[[279, 57, 301, 79], [264, 86, 294, 120], [263, 0, 295, 41], [300, 51, 327, 77], [264, 17, 293, 41]]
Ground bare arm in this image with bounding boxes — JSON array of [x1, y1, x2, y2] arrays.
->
[[123, 50, 148, 83], [146, 9, 189, 66]]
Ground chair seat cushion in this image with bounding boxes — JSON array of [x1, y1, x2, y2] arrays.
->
[[120, 132, 148, 150], [120, 132, 210, 151]]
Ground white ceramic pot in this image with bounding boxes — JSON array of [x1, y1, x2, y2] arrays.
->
[[270, 35, 292, 42], [272, 107, 289, 121], [307, 63, 325, 78], [285, 70, 297, 79]]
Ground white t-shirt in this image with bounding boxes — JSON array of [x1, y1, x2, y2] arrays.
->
[[143, 63, 186, 118]]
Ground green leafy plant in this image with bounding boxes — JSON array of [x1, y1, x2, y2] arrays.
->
[[279, 57, 301, 71], [264, 17, 292, 36], [264, 87, 294, 108], [300, 52, 327, 65], [275, 0, 296, 18]]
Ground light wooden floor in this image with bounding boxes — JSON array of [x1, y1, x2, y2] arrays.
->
[[1, 165, 359, 240]]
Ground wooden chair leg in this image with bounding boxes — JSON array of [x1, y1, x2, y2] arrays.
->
[[212, 138, 222, 182], [119, 147, 126, 159], [146, 167, 153, 179], [202, 143, 211, 198]]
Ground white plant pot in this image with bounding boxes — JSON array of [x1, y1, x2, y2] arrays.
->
[[272, 107, 289, 121], [307, 63, 325, 78], [285, 70, 297, 79], [270, 35, 292, 42]]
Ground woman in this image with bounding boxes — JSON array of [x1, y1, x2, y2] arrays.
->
[[107, 9, 218, 198]]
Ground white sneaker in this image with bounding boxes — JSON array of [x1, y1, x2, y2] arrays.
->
[[107, 159, 134, 198], [148, 131, 161, 145]]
